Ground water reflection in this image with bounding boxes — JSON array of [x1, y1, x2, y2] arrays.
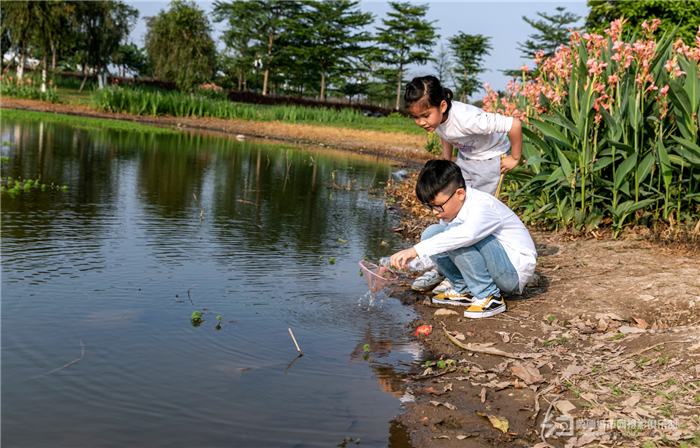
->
[[1, 119, 418, 447]]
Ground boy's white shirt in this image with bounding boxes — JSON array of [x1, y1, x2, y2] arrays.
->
[[413, 187, 537, 294], [435, 101, 514, 161]]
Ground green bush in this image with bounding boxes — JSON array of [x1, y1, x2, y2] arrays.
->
[[485, 19, 700, 236], [1, 73, 59, 103]]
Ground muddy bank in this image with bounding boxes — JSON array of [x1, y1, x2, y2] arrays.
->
[[382, 175, 700, 447], [1, 98, 433, 163]]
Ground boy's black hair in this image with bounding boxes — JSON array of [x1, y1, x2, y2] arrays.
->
[[404, 75, 453, 114], [416, 160, 465, 204]]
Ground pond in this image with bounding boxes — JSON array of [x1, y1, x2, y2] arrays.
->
[[1, 119, 421, 447]]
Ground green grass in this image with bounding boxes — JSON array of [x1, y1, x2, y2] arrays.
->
[[91, 86, 422, 135], [55, 87, 92, 105], [0, 109, 179, 135]]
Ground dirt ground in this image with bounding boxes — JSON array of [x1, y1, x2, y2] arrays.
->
[[5, 97, 699, 447], [1, 97, 431, 162], [383, 176, 700, 448]]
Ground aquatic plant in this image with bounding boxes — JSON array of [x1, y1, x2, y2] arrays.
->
[[2, 110, 179, 135], [329, 257, 336, 264], [190, 311, 204, 327], [363, 344, 370, 353]]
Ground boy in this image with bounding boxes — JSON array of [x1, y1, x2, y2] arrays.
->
[[390, 160, 537, 318]]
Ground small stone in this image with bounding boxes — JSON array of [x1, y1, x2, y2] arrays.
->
[[235, 134, 246, 141]]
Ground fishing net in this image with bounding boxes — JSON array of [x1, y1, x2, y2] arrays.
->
[[359, 260, 398, 294]]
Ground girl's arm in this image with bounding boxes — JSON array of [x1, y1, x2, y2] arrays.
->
[[441, 137, 453, 161], [501, 119, 522, 173]]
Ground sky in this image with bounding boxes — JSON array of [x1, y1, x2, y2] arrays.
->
[[124, 1, 590, 96]]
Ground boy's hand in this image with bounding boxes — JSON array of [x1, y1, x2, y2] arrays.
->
[[500, 154, 520, 174], [390, 247, 418, 269]]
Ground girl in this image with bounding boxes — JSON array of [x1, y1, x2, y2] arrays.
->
[[405, 75, 523, 294]]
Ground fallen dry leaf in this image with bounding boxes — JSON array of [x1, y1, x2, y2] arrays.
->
[[510, 363, 544, 385], [419, 417, 429, 422], [633, 317, 649, 329], [478, 413, 509, 433], [429, 400, 458, 411], [498, 332, 511, 343], [561, 365, 584, 379], [621, 393, 641, 407], [554, 400, 579, 418], [653, 395, 665, 406], [480, 387, 486, 403]]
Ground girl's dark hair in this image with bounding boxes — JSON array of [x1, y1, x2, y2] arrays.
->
[[416, 160, 465, 204], [404, 75, 453, 113]]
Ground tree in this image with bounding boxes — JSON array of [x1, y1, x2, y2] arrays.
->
[[518, 7, 581, 61], [113, 43, 150, 77], [74, 1, 137, 90], [288, 1, 373, 100], [373, 2, 439, 110], [213, 1, 257, 91], [213, 1, 300, 96], [449, 32, 491, 103], [432, 42, 452, 84], [586, 1, 700, 44], [144, 0, 216, 91], [1, 1, 34, 78], [30, 1, 74, 91]]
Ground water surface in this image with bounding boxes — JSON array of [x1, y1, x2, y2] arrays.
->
[[1, 120, 419, 447]]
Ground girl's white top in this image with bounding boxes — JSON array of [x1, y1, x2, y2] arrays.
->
[[413, 187, 537, 294], [435, 101, 513, 161]]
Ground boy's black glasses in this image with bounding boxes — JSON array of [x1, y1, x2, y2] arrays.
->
[[422, 188, 460, 212]]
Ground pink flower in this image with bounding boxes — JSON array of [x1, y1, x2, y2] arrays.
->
[[660, 85, 669, 95], [520, 64, 530, 73], [664, 59, 675, 72], [608, 74, 618, 83]]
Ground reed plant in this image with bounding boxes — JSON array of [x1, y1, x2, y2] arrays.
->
[[485, 19, 700, 237], [90, 86, 420, 134]]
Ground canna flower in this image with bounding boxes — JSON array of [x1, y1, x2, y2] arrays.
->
[[520, 64, 530, 73], [608, 74, 618, 83], [660, 85, 669, 95]]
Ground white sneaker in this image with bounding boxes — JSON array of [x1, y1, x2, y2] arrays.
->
[[464, 295, 506, 318], [432, 288, 475, 306], [411, 269, 444, 292], [431, 278, 453, 295]]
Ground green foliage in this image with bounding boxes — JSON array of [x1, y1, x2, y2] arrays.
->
[[519, 7, 582, 60], [486, 19, 700, 236], [436, 360, 447, 369], [329, 257, 336, 264], [363, 344, 370, 353], [425, 132, 441, 154], [90, 86, 420, 133], [373, 1, 439, 110], [0, 74, 60, 102], [145, 0, 216, 91], [449, 33, 492, 102], [283, 1, 373, 100], [190, 310, 204, 326], [586, 1, 700, 45]]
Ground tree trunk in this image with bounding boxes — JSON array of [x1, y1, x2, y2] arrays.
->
[[17, 42, 26, 79], [463, 69, 467, 103], [237, 70, 242, 91], [51, 40, 57, 71], [394, 66, 403, 110], [79, 63, 88, 92], [262, 68, 269, 96], [41, 52, 48, 92], [243, 72, 247, 92], [320, 69, 326, 101]]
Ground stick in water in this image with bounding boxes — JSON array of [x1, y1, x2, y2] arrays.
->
[[25, 339, 85, 382], [288, 328, 303, 356], [193, 193, 204, 223]]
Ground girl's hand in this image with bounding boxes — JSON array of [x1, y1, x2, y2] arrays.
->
[[500, 154, 520, 174], [390, 247, 418, 269]]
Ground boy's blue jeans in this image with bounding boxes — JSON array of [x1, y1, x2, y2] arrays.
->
[[422, 224, 519, 299]]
